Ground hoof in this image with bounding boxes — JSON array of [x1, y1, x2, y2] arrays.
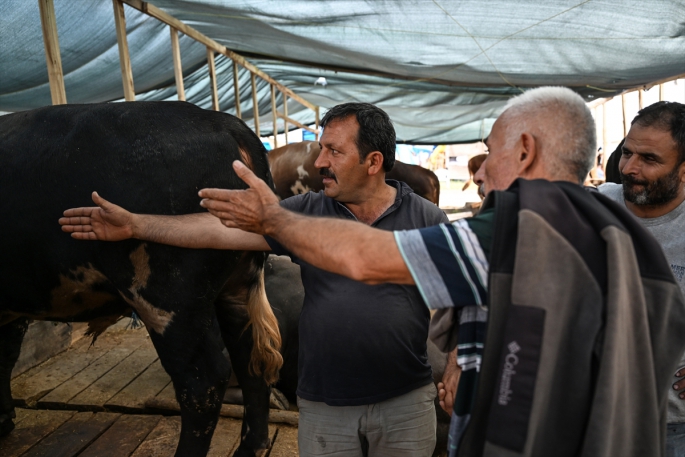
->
[[0, 415, 15, 437], [232, 444, 270, 457]]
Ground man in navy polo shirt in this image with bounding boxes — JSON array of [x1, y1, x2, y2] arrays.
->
[[61, 103, 448, 456]]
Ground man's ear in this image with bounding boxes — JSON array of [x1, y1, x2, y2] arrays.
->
[[366, 151, 385, 176], [517, 132, 538, 178], [678, 160, 685, 184]]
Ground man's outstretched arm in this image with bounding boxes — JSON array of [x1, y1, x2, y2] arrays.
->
[[59, 191, 270, 251], [199, 161, 413, 285]]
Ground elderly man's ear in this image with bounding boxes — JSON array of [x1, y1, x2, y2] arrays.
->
[[517, 132, 539, 178], [366, 151, 385, 175]]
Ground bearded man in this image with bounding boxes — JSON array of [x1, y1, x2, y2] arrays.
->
[[598, 100, 685, 457]]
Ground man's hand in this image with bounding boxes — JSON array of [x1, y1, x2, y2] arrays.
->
[[199, 161, 281, 235], [438, 348, 461, 416], [59, 192, 135, 241], [674, 367, 685, 400]]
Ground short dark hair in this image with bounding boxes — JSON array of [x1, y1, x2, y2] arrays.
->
[[320, 102, 396, 172], [631, 101, 685, 165]]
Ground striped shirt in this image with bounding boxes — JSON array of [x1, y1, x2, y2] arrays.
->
[[395, 208, 494, 455]]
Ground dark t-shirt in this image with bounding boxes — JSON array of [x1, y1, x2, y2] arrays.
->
[[265, 180, 449, 406]]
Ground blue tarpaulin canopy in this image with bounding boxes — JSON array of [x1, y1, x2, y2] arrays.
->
[[1, 1, 684, 142]]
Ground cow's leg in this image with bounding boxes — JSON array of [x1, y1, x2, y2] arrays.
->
[[216, 253, 279, 457], [0, 318, 29, 436], [146, 311, 231, 457], [217, 305, 272, 457]]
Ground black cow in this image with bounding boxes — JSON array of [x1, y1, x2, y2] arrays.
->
[[0, 102, 281, 457]]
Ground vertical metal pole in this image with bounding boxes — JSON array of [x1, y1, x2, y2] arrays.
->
[[660, 83, 665, 101], [233, 61, 241, 118], [206, 48, 219, 111], [638, 89, 644, 110], [283, 92, 289, 144], [170, 26, 185, 101], [39, 0, 67, 104], [271, 84, 278, 149], [251, 72, 260, 137], [315, 106, 320, 140]]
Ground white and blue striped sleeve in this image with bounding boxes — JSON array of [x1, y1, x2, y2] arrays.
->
[[394, 220, 489, 310]]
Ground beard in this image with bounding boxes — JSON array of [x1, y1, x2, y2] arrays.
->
[[621, 167, 682, 206]]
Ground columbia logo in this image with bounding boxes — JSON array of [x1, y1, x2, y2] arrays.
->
[[508, 341, 520, 354], [498, 340, 521, 406]]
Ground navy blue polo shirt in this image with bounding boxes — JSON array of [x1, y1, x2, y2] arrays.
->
[[265, 180, 448, 406]]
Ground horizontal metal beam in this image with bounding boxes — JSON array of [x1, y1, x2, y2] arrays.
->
[[121, 0, 317, 111]]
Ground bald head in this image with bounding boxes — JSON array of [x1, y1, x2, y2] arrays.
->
[[500, 87, 596, 183]]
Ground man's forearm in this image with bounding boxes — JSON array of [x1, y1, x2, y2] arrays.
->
[[263, 207, 412, 284], [133, 212, 270, 250]]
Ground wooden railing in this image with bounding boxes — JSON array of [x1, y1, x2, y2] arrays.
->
[[37, 0, 320, 145]]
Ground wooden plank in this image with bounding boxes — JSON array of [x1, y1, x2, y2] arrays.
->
[[277, 112, 318, 134], [206, 417, 241, 457], [68, 345, 158, 409], [120, 0, 317, 111], [21, 411, 120, 457], [207, 47, 219, 111], [621, 93, 628, 137], [0, 409, 76, 457], [38, 0, 67, 105], [283, 92, 289, 144], [251, 72, 261, 137], [145, 397, 299, 426], [155, 380, 176, 402], [130, 416, 181, 457], [639, 88, 644, 110], [271, 84, 278, 148], [11, 332, 121, 406], [12, 321, 72, 379], [233, 60, 242, 118], [113, 0, 135, 101], [269, 425, 299, 457], [315, 106, 320, 140], [105, 359, 170, 411], [170, 26, 186, 101], [79, 414, 162, 457], [38, 333, 148, 407]]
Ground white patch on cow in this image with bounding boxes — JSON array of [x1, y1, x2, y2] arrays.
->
[[290, 180, 311, 195], [305, 142, 312, 154], [120, 244, 175, 335], [296, 164, 309, 180]]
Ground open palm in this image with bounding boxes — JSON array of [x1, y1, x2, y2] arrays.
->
[[59, 192, 134, 241]]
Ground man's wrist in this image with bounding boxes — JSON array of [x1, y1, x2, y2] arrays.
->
[[262, 204, 290, 237], [129, 213, 143, 239]]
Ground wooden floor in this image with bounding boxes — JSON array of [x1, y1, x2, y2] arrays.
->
[[1, 323, 298, 456]]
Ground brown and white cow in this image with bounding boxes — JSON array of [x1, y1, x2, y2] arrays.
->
[[269, 141, 441, 205]]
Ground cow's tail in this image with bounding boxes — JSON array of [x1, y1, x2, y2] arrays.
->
[[245, 264, 283, 385]]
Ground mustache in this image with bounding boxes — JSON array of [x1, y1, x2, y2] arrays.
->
[[620, 172, 649, 187], [319, 168, 337, 182]]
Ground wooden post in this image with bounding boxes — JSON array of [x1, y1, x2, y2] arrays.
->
[[271, 84, 278, 149], [251, 73, 260, 137], [38, 0, 67, 104], [660, 83, 665, 101], [112, 0, 135, 101], [206, 48, 219, 111], [170, 26, 185, 101], [638, 89, 644, 110], [283, 92, 289, 144], [233, 61, 241, 119], [621, 93, 628, 137], [315, 106, 320, 140], [602, 103, 607, 163]]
